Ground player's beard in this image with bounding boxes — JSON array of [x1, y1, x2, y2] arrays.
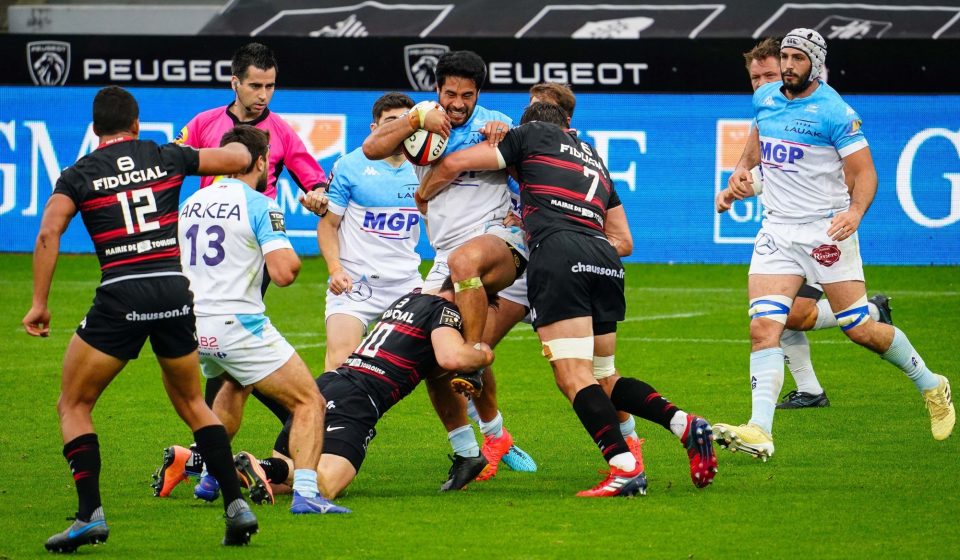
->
[[255, 167, 268, 192], [781, 67, 811, 94]]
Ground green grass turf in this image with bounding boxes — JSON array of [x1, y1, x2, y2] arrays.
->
[[0, 254, 957, 558]]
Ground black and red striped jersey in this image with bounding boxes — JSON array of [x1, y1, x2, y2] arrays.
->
[[53, 138, 199, 282], [341, 290, 463, 412], [497, 121, 621, 246]]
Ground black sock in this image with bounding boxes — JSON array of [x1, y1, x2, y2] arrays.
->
[[251, 388, 291, 424], [258, 458, 290, 484], [63, 433, 101, 521], [571, 384, 627, 462], [193, 425, 243, 509], [610, 377, 680, 432]]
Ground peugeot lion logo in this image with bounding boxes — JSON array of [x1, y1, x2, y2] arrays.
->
[[26, 41, 71, 86], [403, 43, 449, 91]]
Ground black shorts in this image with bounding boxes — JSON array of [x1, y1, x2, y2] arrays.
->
[[527, 231, 625, 332], [77, 274, 198, 360], [274, 369, 378, 473]]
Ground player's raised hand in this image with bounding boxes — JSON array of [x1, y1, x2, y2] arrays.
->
[[827, 210, 862, 241], [23, 306, 51, 337], [727, 167, 755, 199], [480, 120, 509, 146], [299, 189, 329, 216], [414, 102, 450, 138], [328, 269, 353, 295]]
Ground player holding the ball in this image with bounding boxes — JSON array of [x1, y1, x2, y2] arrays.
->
[[363, 50, 537, 484]]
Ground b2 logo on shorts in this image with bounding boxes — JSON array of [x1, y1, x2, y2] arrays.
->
[[812, 244, 840, 267]]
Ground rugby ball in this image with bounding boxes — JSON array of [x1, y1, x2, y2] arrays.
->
[[402, 129, 447, 166]]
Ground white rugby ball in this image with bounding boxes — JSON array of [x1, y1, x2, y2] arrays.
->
[[402, 128, 447, 166]]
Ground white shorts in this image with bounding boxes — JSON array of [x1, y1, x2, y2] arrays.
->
[[423, 221, 530, 308], [749, 218, 865, 285], [325, 273, 424, 329], [196, 314, 296, 387]]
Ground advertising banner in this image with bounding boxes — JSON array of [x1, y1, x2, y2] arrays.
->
[[1, 86, 957, 264]]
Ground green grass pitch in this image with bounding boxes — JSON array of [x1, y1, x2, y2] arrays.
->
[[1, 254, 957, 558]]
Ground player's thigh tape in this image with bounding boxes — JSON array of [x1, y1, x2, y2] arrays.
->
[[541, 337, 594, 361], [748, 295, 793, 325], [834, 295, 870, 331], [454, 277, 483, 293], [593, 355, 616, 379]]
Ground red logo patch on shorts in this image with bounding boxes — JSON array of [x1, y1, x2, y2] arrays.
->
[[811, 244, 841, 267]]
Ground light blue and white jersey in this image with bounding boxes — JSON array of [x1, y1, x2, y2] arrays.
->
[[178, 178, 292, 316], [754, 80, 868, 223], [415, 105, 513, 250], [327, 148, 421, 283]]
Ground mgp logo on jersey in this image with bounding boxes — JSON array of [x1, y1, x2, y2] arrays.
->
[[27, 41, 70, 86], [361, 208, 421, 240], [404, 43, 449, 91], [714, 119, 763, 245]]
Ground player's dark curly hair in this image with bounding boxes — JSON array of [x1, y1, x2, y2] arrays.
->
[[220, 125, 269, 174], [520, 101, 568, 127], [434, 50, 487, 90], [372, 92, 415, 123], [232, 42, 278, 80], [93, 86, 139, 136]]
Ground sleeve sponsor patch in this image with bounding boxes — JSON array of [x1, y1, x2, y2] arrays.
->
[[269, 210, 286, 232], [439, 307, 462, 329]]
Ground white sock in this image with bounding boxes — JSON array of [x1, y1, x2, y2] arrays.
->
[[882, 327, 939, 391], [478, 411, 504, 438], [669, 411, 688, 439], [448, 425, 480, 457], [292, 469, 319, 498], [608, 451, 637, 472], [781, 329, 824, 394], [619, 415, 638, 439], [465, 398, 481, 424], [747, 348, 785, 434], [813, 299, 838, 330]]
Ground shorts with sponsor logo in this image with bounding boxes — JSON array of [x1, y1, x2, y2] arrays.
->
[[527, 231, 625, 330], [77, 274, 197, 360], [423, 221, 530, 307], [325, 273, 424, 329], [195, 314, 295, 386], [274, 369, 378, 472], [749, 218, 864, 285]]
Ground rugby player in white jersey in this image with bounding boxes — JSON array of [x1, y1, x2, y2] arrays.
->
[[163, 125, 349, 514], [319, 92, 424, 371], [363, 50, 536, 482], [716, 38, 894, 410], [713, 29, 954, 459]]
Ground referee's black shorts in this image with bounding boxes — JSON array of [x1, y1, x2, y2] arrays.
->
[[527, 231, 625, 334]]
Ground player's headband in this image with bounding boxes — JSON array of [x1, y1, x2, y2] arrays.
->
[[782, 28, 827, 84]]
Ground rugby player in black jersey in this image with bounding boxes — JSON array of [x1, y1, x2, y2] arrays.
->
[[22, 87, 260, 551], [205, 278, 494, 498], [417, 102, 718, 497]]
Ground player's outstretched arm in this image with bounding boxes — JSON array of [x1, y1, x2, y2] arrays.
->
[[264, 248, 301, 287], [418, 143, 502, 201], [362, 102, 450, 160], [431, 328, 494, 373], [196, 141, 252, 176], [23, 193, 77, 337], [828, 147, 877, 240], [604, 206, 633, 257]]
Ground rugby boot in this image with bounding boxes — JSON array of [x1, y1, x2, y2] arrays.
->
[[869, 293, 894, 325], [451, 370, 484, 398], [234, 451, 274, 505], [194, 473, 220, 502], [577, 463, 646, 498], [290, 491, 352, 514], [439, 453, 488, 491], [681, 415, 718, 488], [222, 503, 258, 546], [476, 428, 514, 481], [626, 436, 645, 472], [776, 390, 830, 409], [713, 423, 774, 461], [45, 507, 109, 553], [501, 444, 538, 472], [922, 374, 955, 440], [151, 445, 191, 497]]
